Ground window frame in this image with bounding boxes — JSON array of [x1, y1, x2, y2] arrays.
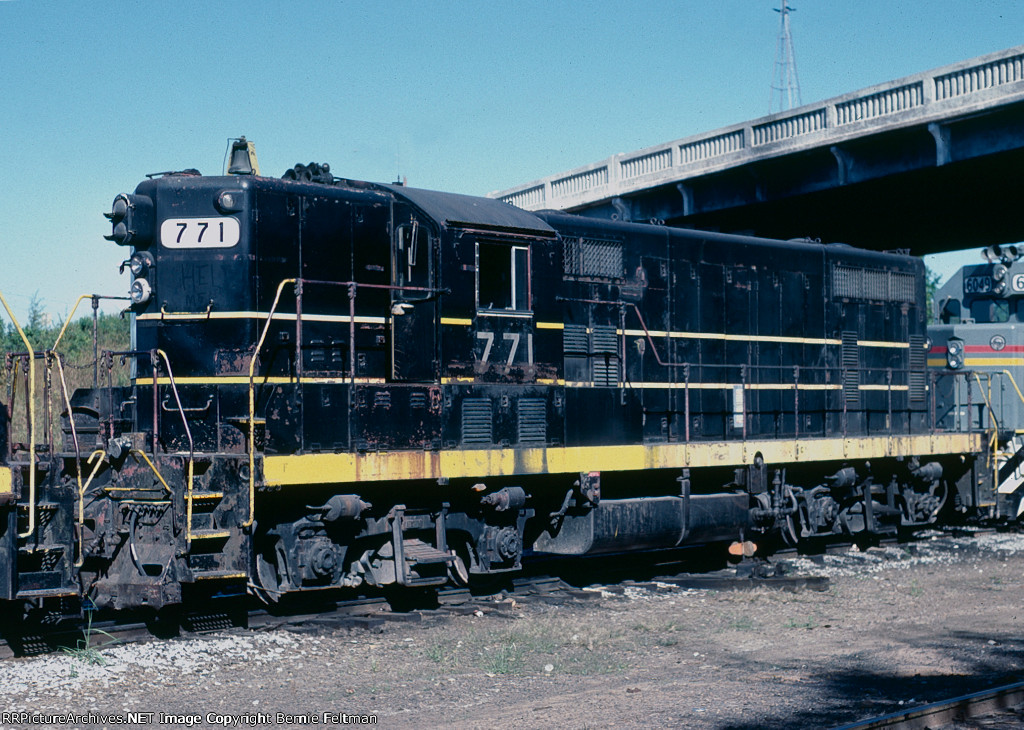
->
[[475, 240, 532, 313]]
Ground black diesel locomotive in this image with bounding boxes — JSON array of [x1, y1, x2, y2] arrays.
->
[[0, 142, 987, 613]]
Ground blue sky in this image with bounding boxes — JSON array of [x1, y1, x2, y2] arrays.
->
[[1, 1, 1022, 324]]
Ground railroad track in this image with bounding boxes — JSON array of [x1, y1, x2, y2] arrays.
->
[[0, 550, 832, 659], [0, 523, 1012, 660], [835, 681, 1024, 729]]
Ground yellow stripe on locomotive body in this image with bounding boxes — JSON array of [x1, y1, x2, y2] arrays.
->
[[137, 376, 904, 392], [0, 466, 12, 496], [263, 432, 981, 488]]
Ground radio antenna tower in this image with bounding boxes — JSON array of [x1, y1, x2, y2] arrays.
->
[[769, 3, 802, 113]]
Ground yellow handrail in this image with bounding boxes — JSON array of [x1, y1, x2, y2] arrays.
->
[[997, 369, 1024, 407], [129, 449, 173, 494], [972, 372, 1001, 494], [0, 290, 36, 538], [76, 450, 107, 566], [246, 278, 297, 528], [50, 294, 93, 352]]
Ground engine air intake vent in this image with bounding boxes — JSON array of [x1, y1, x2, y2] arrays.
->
[[842, 331, 860, 406], [461, 398, 493, 445], [517, 399, 547, 443], [909, 335, 926, 403]]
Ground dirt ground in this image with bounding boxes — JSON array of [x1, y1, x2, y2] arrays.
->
[[2, 533, 1024, 729]]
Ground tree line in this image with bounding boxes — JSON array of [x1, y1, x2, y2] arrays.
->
[[2, 295, 131, 445]]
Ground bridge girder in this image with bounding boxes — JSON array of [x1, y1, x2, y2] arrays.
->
[[570, 100, 1024, 257]]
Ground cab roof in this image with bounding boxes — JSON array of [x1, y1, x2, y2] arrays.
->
[[380, 184, 556, 237]]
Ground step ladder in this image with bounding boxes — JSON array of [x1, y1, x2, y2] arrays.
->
[[391, 506, 456, 587]]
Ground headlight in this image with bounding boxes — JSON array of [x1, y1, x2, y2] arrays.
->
[[130, 278, 152, 305], [128, 251, 154, 277], [946, 338, 965, 370]]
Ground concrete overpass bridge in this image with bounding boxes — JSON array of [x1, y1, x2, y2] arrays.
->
[[491, 46, 1024, 256]]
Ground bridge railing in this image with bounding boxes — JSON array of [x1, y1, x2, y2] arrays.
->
[[492, 45, 1024, 212]]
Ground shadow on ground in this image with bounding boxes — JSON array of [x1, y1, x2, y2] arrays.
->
[[716, 631, 1024, 729]]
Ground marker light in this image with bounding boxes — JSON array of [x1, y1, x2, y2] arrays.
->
[[104, 193, 155, 247], [946, 338, 965, 370]]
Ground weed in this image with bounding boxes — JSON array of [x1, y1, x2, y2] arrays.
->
[[61, 611, 116, 666], [484, 638, 522, 675], [784, 616, 818, 629], [425, 641, 458, 667], [730, 617, 755, 631]]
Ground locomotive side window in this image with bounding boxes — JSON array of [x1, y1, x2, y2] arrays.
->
[[939, 298, 961, 324], [395, 221, 432, 293], [970, 298, 1009, 323], [477, 242, 530, 312]]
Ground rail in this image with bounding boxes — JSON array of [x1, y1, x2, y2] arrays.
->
[[835, 679, 1024, 729]]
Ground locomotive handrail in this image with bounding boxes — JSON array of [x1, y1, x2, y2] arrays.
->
[[76, 450, 107, 566], [970, 371, 1002, 495], [50, 293, 131, 388], [159, 300, 214, 320], [123, 449, 173, 497], [154, 349, 197, 545], [50, 352, 87, 564], [246, 278, 297, 529], [996, 369, 1024, 409], [243, 276, 451, 529], [0, 289, 37, 539]]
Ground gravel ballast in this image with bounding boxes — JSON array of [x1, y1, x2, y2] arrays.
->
[[2, 530, 1023, 729]]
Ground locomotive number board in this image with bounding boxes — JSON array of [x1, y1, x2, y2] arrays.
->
[[160, 217, 240, 249]]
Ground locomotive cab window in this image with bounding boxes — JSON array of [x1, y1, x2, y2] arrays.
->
[[970, 298, 1009, 323], [477, 241, 530, 312], [939, 298, 961, 324], [395, 221, 432, 293]]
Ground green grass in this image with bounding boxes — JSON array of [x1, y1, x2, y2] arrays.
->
[[61, 612, 117, 666]]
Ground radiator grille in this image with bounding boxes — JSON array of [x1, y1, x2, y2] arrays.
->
[[563, 237, 623, 279], [832, 266, 916, 303]]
